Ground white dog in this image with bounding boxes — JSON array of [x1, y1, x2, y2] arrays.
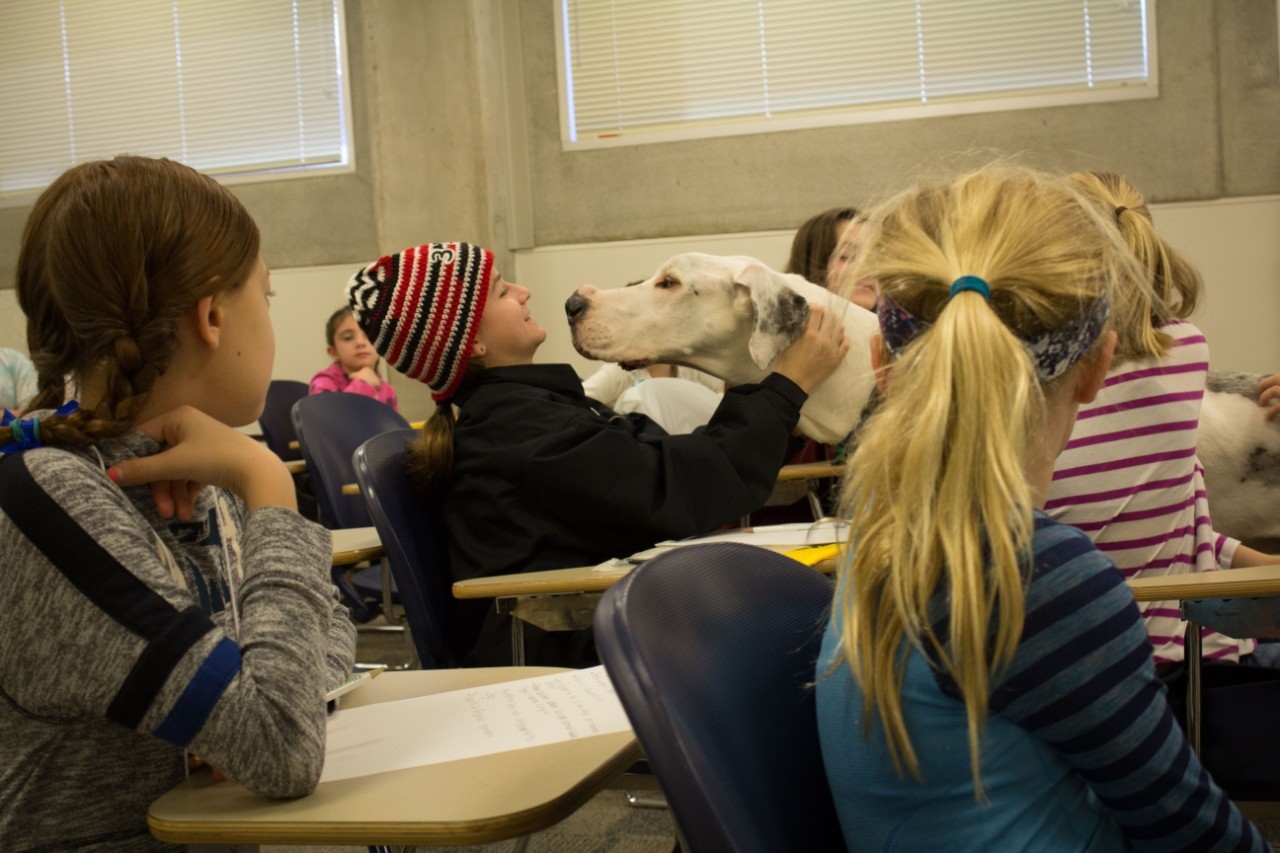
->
[[566, 252, 879, 445], [1200, 372, 1280, 547], [566, 252, 1277, 547]]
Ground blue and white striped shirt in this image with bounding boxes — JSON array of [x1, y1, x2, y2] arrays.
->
[[817, 512, 1266, 852]]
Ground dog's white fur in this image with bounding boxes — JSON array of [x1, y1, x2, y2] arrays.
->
[[1200, 373, 1280, 547], [567, 252, 879, 445]]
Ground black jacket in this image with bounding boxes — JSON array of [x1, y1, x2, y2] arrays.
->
[[447, 363, 807, 581]]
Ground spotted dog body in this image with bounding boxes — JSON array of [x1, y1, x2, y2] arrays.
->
[[566, 253, 880, 445], [1201, 371, 1280, 547]]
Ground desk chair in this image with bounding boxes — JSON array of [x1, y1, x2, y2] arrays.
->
[[354, 429, 486, 669], [292, 393, 409, 624], [594, 542, 847, 853], [259, 380, 308, 461], [260, 379, 319, 521]]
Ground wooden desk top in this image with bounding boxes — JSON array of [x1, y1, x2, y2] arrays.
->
[[148, 667, 640, 846], [775, 461, 844, 481], [456, 564, 633, 599], [1127, 564, 1280, 603], [454, 544, 839, 600], [455, 547, 1280, 608], [331, 526, 383, 566], [284, 459, 307, 475]]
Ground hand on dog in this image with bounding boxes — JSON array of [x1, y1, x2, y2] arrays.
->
[[771, 305, 850, 395], [1258, 373, 1280, 421]]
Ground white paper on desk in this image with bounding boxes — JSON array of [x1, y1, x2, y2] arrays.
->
[[318, 666, 632, 783], [627, 520, 849, 563]]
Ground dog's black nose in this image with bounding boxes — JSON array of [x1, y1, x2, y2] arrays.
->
[[565, 292, 589, 323]]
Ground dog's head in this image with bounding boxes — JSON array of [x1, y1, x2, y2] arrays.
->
[[566, 252, 811, 376]]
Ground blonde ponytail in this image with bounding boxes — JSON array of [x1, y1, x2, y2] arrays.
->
[[1068, 171, 1200, 360], [832, 166, 1140, 790]]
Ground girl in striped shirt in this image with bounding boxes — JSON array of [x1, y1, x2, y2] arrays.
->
[[1045, 172, 1279, 666]]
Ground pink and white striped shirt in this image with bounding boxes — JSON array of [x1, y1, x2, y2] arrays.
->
[[1045, 319, 1250, 663]]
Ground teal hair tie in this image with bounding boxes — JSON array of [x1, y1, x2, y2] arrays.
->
[[949, 275, 990, 301], [0, 403, 75, 454]]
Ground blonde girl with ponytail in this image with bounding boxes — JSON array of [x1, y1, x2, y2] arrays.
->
[[816, 166, 1266, 852]]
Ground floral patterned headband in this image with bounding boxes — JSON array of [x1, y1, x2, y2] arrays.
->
[[878, 276, 1110, 382]]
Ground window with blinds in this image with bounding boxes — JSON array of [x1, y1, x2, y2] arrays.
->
[[0, 0, 351, 198], [557, 0, 1155, 149]]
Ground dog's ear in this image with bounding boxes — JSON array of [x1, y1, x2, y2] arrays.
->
[[735, 263, 811, 370]]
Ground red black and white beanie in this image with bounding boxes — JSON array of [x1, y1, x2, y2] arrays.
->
[[346, 242, 492, 402]]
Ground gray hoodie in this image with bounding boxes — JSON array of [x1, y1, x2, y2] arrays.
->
[[0, 429, 356, 851]]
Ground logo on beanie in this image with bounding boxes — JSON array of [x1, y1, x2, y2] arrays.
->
[[344, 242, 493, 403]]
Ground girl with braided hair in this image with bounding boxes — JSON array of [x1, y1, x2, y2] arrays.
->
[[0, 156, 356, 851], [816, 166, 1266, 851]]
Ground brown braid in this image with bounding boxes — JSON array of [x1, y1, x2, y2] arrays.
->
[[407, 362, 484, 499], [6, 155, 259, 451], [409, 403, 457, 501]]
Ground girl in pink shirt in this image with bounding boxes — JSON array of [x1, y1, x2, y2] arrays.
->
[[309, 306, 398, 411]]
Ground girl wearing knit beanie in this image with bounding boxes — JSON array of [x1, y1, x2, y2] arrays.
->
[[347, 242, 846, 665]]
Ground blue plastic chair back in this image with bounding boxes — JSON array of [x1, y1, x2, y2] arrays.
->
[[594, 542, 847, 853], [259, 380, 308, 461], [291, 392, 408, 530], [354, 429, 485, 667]]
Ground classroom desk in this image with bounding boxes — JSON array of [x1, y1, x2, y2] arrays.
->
[[148, 667, 641, 848], [331, 526, 383, 566], [1127, 564, 1280, 603], [454, 541, 841, 664], [1129, 564, 1280, 754], [748, 460, 845, 523], [775, 460, 844, 481]]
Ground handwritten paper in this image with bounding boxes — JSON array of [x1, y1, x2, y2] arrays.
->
[[318, 666, 632, 783]]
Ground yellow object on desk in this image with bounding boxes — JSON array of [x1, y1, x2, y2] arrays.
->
[[783, 543, 843, 567]]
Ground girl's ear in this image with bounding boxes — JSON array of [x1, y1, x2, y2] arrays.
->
[[1075, 330, 1116, 404], [326, 344, 339, 361], [190, 294, 222, 350], [471, 339, 487, 358]]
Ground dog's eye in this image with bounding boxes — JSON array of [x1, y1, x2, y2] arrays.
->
[[655, 278, 678, 290]]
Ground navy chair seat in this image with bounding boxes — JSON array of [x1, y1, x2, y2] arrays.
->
[[292, 392, 409, 623], [354, 428, 486, 668], [259, 379, 308, 462], [594, 542, 847, 853]]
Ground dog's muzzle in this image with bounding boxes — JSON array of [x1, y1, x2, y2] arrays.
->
[[565, 292, 590, 325]]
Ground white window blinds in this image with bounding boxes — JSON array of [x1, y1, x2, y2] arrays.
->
[[558, 0, 1153, 148], [0, 0, 350, 196]]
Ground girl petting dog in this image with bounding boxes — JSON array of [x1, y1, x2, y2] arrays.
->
[[0, 156, 356, 850], [817, 166, 1266, 850], [344, 242, 847, 665]]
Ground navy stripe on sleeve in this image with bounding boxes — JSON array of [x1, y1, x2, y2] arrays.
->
[[0, 453, 223, 730], [107, 605, 219, 728], [153, 637, 241, 746]]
